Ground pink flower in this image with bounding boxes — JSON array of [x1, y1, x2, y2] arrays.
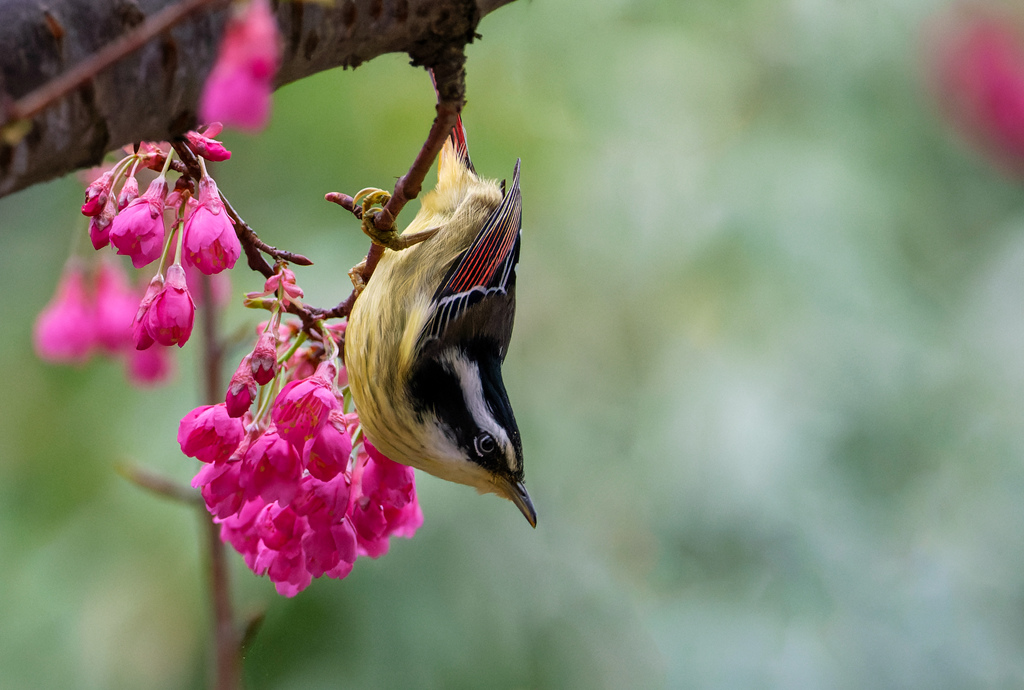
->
[[117, 175, 139, 210], [252, 503, 312, 597], [194, 460, 246, 519], [93, 260, 138, 353], [271, 362, 339, 449], [186, 125, 232, 161], [88, 195, 119, 250], [225, 355, 258, 418], [302, 519, 357, 580], [33, 263, 96, 364], [81, 171, 113, 217], [183, 175, 241, 274], [250, 330, 278, 385], [928, 5, 1024, 176], [217, 497, 264, 563], [179, 403, 245, 463], [260, 266, 303, 302], [124, 346, 174, 386], [199, 0, 281, 132], [303, 411, 352, 481], [350, 441, 422, 558], [109, 176, 168, 268], [144, 264, 195, 347], [132, 274, 164, 351], [241, 427, 302, 505]]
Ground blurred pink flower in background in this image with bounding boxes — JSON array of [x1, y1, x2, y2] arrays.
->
[[33, 263, 96, 364], [199, 0, 281, 132], [926, 2, 1024, 176]]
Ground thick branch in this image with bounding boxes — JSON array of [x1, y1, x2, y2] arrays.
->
[[0, 0, 514, 198]]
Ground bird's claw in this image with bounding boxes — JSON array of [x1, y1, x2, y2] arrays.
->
[[352, 187, 440, 251]]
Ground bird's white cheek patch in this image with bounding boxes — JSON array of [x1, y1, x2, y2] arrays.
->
[[441, 351, 513, 465]]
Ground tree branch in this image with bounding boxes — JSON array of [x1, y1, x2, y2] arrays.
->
[[0, 0, 515, 198]]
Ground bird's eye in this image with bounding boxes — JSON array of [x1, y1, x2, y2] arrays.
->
[[474, 432, 497, 457]]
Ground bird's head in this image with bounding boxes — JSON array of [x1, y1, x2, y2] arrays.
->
[[408, 339, 536, 527]]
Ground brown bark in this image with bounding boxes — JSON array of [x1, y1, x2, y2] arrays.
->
[[0, 0, 514, 198]]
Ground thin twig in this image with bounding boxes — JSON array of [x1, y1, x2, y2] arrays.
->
[[2, 0, 227, 125], [116, 464, 203, 506], [172, 141, 313, 276]]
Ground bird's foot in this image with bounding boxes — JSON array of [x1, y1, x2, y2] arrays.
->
[[352, 187, 440, 251], [348, 258, 368, 294]]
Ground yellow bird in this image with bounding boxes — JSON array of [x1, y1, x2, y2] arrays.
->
[[345, 114, 535, 526]]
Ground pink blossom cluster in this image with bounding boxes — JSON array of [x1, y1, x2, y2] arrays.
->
[[77, 128, 238, 353], [200, 0, 281, 133], [180, 353, 422, 597], [33, 259, 172, 385], [927, 3, 1024, 176]]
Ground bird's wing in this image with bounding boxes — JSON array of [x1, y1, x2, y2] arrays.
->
[[421, 160, 522, 348]]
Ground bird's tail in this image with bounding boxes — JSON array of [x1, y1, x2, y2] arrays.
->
[[429, 68, 475, 174]]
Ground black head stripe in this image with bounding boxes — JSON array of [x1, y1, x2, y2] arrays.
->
[[408, 342, 523, 478]]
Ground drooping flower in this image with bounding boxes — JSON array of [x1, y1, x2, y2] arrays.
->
[[33, 263, 96, 364], [927, 4, 1024, 176], [124, 345, 174, 386], [81, 171, 114, 217], [218, 498, 264, 568], [144, 264, 195, 347], [252, 503, 312, 597], [93, 259, 139, 353], [194, 461, 247, 519], [240, 426, 302, 505], [303, 410, 352, 481], [249, 330, 278, 385], [117, 174, 140, 210], [185, 124, 232, 162], [132, 274, 164, 350], [109, 175, 169, 268], [183, 174, 241, 275], [88, 195, 119, 250], [225, 355, 259, 418], [349, 440, 423, 558], [271, 362, 339, 449], [199, 0, 281, 132], [179, 403, 246, 463]]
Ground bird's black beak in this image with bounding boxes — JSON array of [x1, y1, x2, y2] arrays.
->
[[508, 479, 537, 528]]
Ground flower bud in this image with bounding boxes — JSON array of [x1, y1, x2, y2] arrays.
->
[[226, 355, 259, 418], [81, 171, 113, 217], [132, 274, 164, 351], [117, 174, 140, 210], [186, 126, 232, 162], [144, 264, 195, 347], [250, 330, 278, 385]]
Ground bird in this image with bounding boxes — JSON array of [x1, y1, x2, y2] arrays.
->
[[344, 106, 535, 527]]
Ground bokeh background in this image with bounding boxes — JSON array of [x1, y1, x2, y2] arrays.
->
[[4, 0, 1024, 687]]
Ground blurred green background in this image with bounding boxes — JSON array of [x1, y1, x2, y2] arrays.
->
[[4, 0, 1024, 687]]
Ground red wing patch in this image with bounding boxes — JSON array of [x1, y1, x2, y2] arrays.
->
[[424, 160, 523, 343]]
